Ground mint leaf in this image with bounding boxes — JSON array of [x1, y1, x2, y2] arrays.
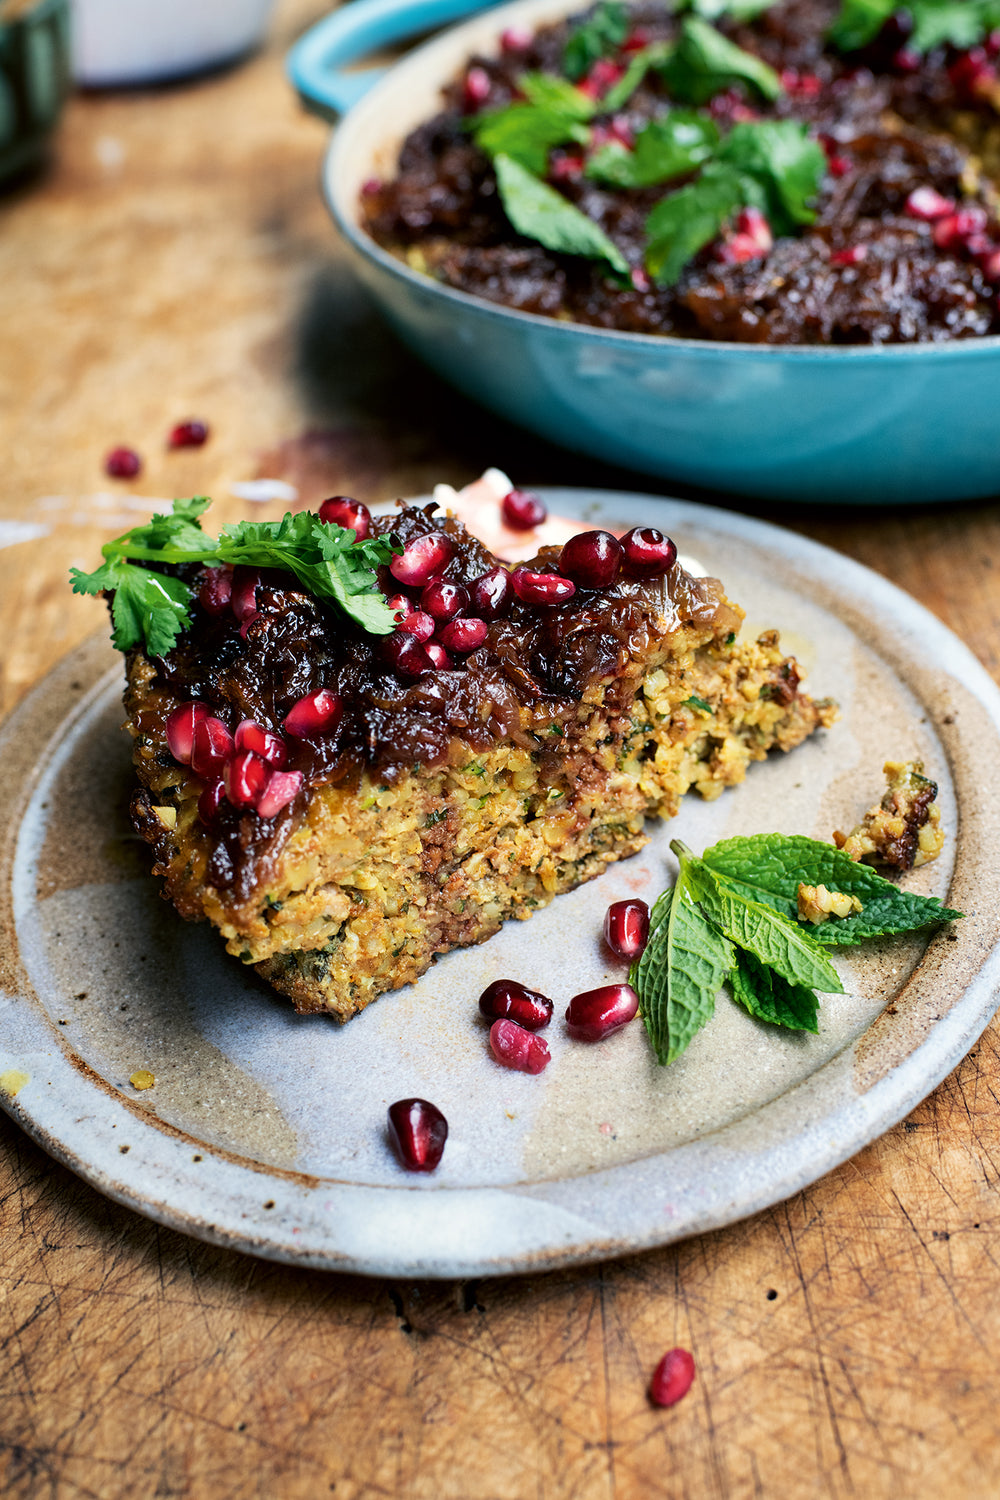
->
[[493, 153, 629, 273], [660, 16, 782, 105], [586, 110, 719, 188], [645, 160, 745, 284], [717, 120, 825, 231], [518, 73, 598, 118], [563, 0, 629, 81], [909, 0, 1000, 51], [729, 949, 820, 1033], [701, 833, 963, 942], [631, 877, 734, 1064], [472, 74, 595, 174], [827, 0, 895, 49]]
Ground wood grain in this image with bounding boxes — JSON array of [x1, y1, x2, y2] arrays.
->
[[1, 3, 999, 1494]]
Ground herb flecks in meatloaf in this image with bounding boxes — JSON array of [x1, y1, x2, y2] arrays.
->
[[124, 503, 835, 1020]]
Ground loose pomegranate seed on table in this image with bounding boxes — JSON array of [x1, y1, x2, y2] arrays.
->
[[421, 578, 468, 622], [190, 716, 234, 777], [511, 568, 576, 606], [649, 1348, 696, 1408], [559, 531, 624, 589], [318, 495, 371, 540], [387, 1098, 448, 1172], [501, 488, 547, 530], [389, 532, 455, 587], [283, 688, 342, 739], [604, 900, 650, 961], [438, 616, 488, 653], [620, 528, 677, 579], [104, 446, 141, 479], [489, 1018, 551, 1074], [167, 419, 209, 449], [479, 979, 553, 1031], [166, 701, 208, 764], [565, 984, 640, 1042]]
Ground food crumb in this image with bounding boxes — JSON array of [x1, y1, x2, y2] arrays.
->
[[834, 760, 944, 870], [599, 1121, 614, 1135], [797, 883, 862, 924], [129, 1069, 155, 1090]]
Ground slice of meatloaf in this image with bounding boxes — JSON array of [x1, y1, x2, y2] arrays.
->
[[124, 503, 836, 1019]]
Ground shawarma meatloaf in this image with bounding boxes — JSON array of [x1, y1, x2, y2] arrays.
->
[[125, 503, 835, 1020]]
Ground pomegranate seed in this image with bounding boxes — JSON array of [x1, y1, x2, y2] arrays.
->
[[166, 701, 209, 764], [780, 67, 821, 97], [511, 568, 576, 606], [718, 207, 772, 263], [397, 609, 435, 642], [830, 244, 868, 266], [224, 748, 269, 809], [283, 688, 342, 738], [949, 48, 997, 98], [579, 58, 624, 98], [933, 207, 989, 250], [190, 716, 234, 777], [892, 46, 920, 72], [988, 29, 1000, 59], [500, 24, 531, 51], [438, 616, 488, 653], [631, 266, 652, 293], [559, 531, 624, 589], [318, 495, 371, 540], [230, 566, 260, 624], [168, 419, 209, 449], [501, 488, 547, 530], [470, 566, 513, 619], [620, 527, 677, 578], [489, 1018, 551, 1074], [550, 153, 585, 181], [649, 1348, 696, 1408], [424, 641, 453, 670], [379, 631, 433, 677], [256, 769, 304, 819], [385, 591, 416, 622], [235, 719, 287, 767], [604, 899, 650, 961], [827, 154, 852, 178], [479, 978, 553, 1031], [978, 246, 1000, 280], [389, 532, 455, 587], [387, 1098, 448, 1172], [421, 579, 469, 622], [104, 446, 141, 479], [565, 983, 639, 1041], [360, 177, 382, 196], [198, 566, 233, 615], [198, 777, 226, 826], [463, 65, 492, 111], [622, 26, 652, 52], [905, 186, 956, 221]]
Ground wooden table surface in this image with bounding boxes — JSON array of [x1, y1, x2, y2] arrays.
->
[[2, 4, 1000, 1495]]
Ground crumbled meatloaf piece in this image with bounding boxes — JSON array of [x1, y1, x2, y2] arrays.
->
[[833, 759, 944, 871], [124, 505, 835, 1019]]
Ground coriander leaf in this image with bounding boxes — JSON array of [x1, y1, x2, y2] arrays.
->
[[586, 110, 719, 188], [717, 119, 825, 230], [645, 160, 745, 284], [701, 833, 963, 942], [72, 557, 192, 655], [826, 0, 895, 49], [494, 153, 629, 273], [729, 949, 820, 1032], [683, 853, 845, 994], [563, 0, 629, 81], [631, 875, 734, 1064], [659, 16, 782, 105]]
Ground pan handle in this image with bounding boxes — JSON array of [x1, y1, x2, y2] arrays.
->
[[288, 0, 503, 117]]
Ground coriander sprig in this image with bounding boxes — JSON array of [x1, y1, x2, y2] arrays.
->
[[631, 834, 963, 1064], [70, 496, 400, 656]]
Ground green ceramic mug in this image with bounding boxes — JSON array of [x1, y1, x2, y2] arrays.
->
[[0, 0, 71, 183]]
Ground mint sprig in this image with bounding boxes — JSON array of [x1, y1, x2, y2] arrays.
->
[[828, 0, 1000, 53], [630, 833, 962, 1064], [71, 497, 400, 655], [493, 153, 629, 274]]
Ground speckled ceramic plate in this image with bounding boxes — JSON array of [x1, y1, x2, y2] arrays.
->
[[3, 492, 1000, 1278]]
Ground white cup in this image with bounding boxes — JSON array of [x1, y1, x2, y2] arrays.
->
[[71, 0, 277, 85]]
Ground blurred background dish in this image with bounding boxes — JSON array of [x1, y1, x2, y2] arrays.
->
[[71, 0, 277, 86], [291, 0, 1000, 504], [0, 0, 70, 183]]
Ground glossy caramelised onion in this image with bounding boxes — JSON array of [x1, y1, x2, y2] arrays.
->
[[479, 979, 553, 1031], [319, 495, 372, 540], [565, 983, 639, 1041], [283, 688, 342, 739], [387, 1098, 448, 1172], [489, 1019, 551, 1074], [389, 532, 455, 587], [511, 568, 576, 606], [604, 899, 650, 961], [559, 530, 623, 589], [620, 527, 677, 579], [166, 701, 209, 764]]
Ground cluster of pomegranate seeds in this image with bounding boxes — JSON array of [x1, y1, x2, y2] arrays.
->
[[168, 419, 209, 450], [717, 207, 773, 265], [904, 186, 1000, 280], [604, 899, 650, 961], [104, 446, 141, 480], [387, 1098, 448, 1172], [490, 1018, 551, 1073], [565, 984, 640, 1042], [501, 488, 547, 530], [318, 494, 372, 540], [165, 700, 305, 823], [649, 1348, 696, 1408]]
